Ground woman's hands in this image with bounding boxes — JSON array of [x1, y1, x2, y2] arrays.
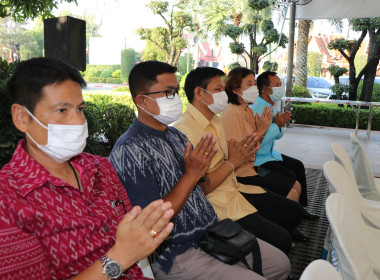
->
[[227, 133, 260, 169]]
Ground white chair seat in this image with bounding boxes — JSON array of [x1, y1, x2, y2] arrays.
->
[[326, 193, 379, 280], [350, 133, 380, 199], [300, 259, 342, 280]]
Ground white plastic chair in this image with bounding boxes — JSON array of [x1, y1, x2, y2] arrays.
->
[[323, 161, 380, 229], [350, 133, 380, 200], [326, 193, 379, 280], [138, 257, 155, 279], [299, 259, 342, 280], [331, 142, 380, 201]]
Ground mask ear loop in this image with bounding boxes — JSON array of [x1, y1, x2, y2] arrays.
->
[[136, 95, 157, 117]]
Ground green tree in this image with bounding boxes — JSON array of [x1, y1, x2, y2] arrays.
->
[[0, 17, 43, 62], [0, 0, 77, 22], [328, 65, 348, 84], [141, 27, 168, 62], [328, 18, 380, 101], [137, 0, 194, 66], [354, 54, 368, 74], [307, 52, 322, 77], [199, 0, 287, 73], [121, 48, 138, 82]]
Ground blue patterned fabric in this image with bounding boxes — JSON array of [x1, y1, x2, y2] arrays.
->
[[110, 119, 218, 274], [250, 96, 284, 166]]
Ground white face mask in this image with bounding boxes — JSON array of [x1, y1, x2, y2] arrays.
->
[[201, 89, 228, 114], [270, 87, 283, 102], [240, 85, 259, 104], [137, 94, 183, 125], [24, 107, 88, 163]]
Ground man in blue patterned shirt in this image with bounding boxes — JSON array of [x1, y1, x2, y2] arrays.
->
[[110, 61, 290, 280]]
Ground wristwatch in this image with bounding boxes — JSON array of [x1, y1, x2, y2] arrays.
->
[[100, 254, 123, 279]]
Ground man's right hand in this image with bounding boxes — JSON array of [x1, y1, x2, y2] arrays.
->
[[227, 133, 259, 169], [274, 111, 291, 128], [108, 200, 174, 271], [183, 134, 218, 182]]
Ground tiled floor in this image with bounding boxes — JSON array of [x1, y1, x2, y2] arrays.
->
[[288, 168, 330, 279], [274, 124, 380, 176]]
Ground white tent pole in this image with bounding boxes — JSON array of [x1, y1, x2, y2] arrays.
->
[[286, 1, 296, 97]]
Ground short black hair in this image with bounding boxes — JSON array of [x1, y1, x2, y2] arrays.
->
[[256, 71, 277, 96], [225, 67, 255, 105], [7, 57, 86, 114], [128, 61, 177, 99], [184, 67, 225, 103]]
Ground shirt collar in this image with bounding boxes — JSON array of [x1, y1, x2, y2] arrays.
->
[[133, 118, 168, 138], [9, 139, 99, 197], [186, 103, 221, 130], [257, 96, 272, 107]]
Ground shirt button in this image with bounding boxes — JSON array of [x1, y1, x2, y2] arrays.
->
[[104, 225, 110, 233]]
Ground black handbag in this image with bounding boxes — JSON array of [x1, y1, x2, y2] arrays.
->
[[198, 218, 262, 275]]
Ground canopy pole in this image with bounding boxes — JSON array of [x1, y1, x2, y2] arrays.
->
[[286, 1, 296, 97]]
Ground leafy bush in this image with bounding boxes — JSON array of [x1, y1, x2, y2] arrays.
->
[[105, 78, 121, 84], [357, 80, 380, 102], [121, 48, 138, 82], [263, 61, 278, 71], [229, 62, 241, 69], [0, 58, 23, 167], [291, 103, 380, 131], [85, 77, 99, 83], [292, 84, 311, 98], [83, 92, 136, 155], [112, 69, 121, 78], [112, 86, 130, 92], [100, 69, 114, 78], [83, 65, 120, 78]]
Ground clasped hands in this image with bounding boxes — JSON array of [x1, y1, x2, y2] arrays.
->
[[227, 133, 260, 169]]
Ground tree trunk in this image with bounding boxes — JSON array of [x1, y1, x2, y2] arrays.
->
[[360, 30, 380, 102], [294, 20, 311, 87], [333, 76, 340, 84]]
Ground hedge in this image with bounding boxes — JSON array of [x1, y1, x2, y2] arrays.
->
[[85, 77, 121, 84], [83, 92, 136, 156], [291, 103, 380, 131]]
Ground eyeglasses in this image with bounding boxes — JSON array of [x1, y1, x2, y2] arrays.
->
[[144, 88, 179, 99]]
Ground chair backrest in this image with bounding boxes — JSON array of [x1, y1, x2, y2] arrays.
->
[[323, 161, 361, 211], [350, 133, 377, 192], [300, 259, 342, 280], [330, 142, 357, 186], [326, 193, 378, 280]]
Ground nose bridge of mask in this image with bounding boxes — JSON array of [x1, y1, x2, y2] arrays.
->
[[23, 106, 48, 130]]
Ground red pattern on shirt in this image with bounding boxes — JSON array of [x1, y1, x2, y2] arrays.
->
[[0, 139, 144, 280]]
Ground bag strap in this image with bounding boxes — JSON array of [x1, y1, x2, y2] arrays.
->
[[241, 238, 262, 276]]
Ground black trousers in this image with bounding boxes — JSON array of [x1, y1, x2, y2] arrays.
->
[[235, 211, 292, 254], [236, 188, 304, 254], [260, 154, 308, 206]]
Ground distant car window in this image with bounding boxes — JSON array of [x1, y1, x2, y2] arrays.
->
[[307, 78, 331, 88]]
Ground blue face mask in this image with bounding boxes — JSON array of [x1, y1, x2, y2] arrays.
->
[[270, 87, 283, 102]]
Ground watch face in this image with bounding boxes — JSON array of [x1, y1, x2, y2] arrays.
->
[[105, 260, 122, 279]]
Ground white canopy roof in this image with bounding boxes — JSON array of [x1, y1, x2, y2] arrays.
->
[[295, 0, 380, 20]]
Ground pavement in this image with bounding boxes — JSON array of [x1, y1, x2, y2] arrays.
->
[[274, 124, 380, 176]]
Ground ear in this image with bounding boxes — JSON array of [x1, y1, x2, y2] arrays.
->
[[11, 104, 28, 133], [134, 94, 145, 107], [232, 88, 241, 96], [193, 86, 204, 101]]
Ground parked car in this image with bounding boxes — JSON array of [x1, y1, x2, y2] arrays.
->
[[307, 77, 333, 99]]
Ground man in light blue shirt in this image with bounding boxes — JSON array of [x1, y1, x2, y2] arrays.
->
[[250, 71, 318, 220]]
